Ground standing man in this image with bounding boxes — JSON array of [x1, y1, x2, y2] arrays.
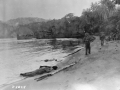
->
[[83, 33, 93, 55], [100, 32, 105, 46]]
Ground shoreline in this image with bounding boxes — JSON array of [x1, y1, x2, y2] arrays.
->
[[0, 45, 84, 89], [0, 38, 82, 87], [3, 37, 120, 90]]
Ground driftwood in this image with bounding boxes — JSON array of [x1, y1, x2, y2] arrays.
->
[[35, 62, 77, 81], [63, 47, 84, 58]]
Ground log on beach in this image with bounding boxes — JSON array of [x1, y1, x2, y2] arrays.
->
[[63, 47, 84, 58]]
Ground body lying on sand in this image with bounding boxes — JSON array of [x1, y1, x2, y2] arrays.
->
[[20, 66, 58, 77]]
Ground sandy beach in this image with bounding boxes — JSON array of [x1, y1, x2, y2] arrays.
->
[[2, 37, 120, 90]]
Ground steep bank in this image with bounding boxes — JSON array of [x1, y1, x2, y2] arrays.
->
[[2, 37, 120, 90]]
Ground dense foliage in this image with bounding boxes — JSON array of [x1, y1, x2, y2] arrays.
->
[[17, 0, 120, 40]]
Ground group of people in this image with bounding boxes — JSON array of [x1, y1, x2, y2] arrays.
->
[[107, 33, 119, 41], [83, 32, 105, 55]]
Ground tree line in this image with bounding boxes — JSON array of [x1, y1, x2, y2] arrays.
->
[[19, 0, 120, 40]]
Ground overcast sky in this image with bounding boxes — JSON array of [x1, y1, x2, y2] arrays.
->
[[0, 0, 100, 21]]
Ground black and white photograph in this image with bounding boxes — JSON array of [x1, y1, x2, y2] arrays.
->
[[0, 0, 120, 90]]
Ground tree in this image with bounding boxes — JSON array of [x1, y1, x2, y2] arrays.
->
[[112, 0, 120, 4]]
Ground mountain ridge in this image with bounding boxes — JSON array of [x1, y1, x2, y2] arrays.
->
[[6, 17, 47, 26], [0, 17, 47, 38]]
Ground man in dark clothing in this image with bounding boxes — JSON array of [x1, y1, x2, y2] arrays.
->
[[83, 33, 93, 55], [100, 32, 105, 46], [20, 66, 58, 77]]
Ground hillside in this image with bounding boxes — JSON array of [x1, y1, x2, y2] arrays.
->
[[0, 21, 14, 38], [7, 17, 47, 26], [0, 17, 47, 39]]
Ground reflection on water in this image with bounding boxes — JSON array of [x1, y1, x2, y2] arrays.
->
[[49, 38, 82, 50], [0, 38, 82, 86]]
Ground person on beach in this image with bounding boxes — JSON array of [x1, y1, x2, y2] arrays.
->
[[100, 32, 105, 46], [20, 66, 58, 77], [83, 33, 93, 55]]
